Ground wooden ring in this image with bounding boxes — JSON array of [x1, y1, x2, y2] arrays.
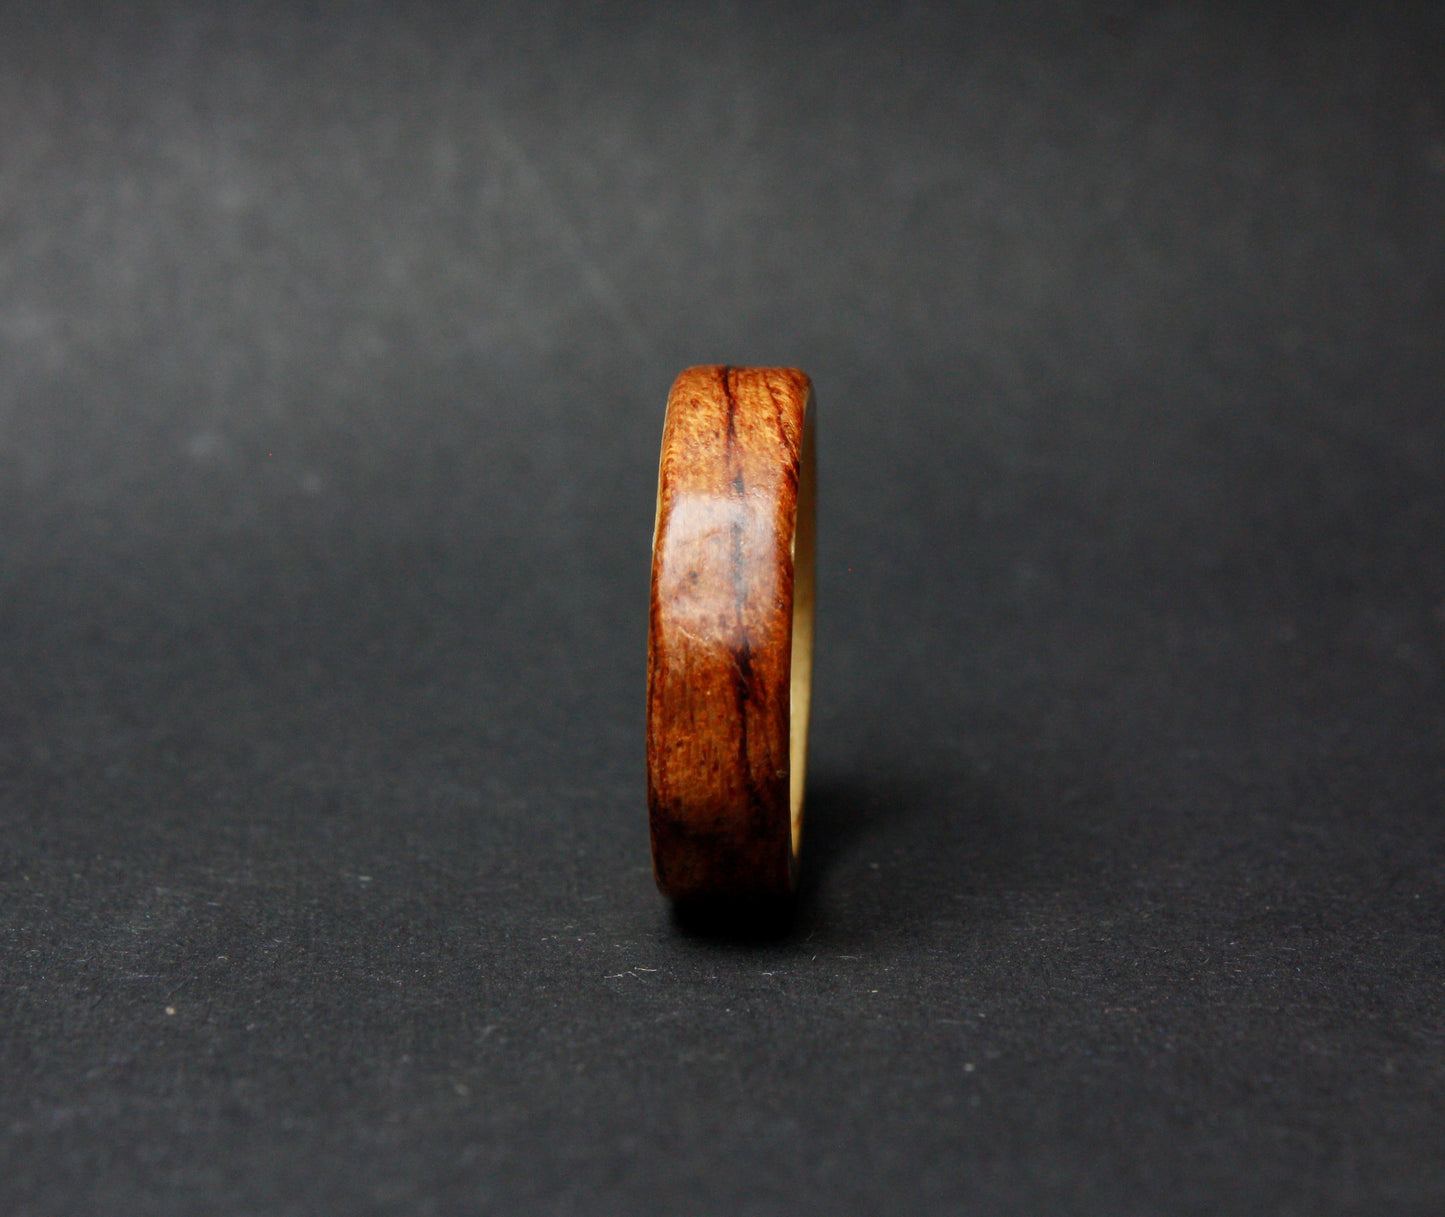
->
[[646, 366, 816, 900]]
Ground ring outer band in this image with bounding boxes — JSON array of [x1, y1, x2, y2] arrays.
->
[[646, 366, 816, 901]]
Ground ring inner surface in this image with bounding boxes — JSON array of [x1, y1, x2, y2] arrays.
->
[[788, 400, 817, 859]]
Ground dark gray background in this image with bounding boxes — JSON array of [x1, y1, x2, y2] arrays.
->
[[3, 2, 1443, 1213]]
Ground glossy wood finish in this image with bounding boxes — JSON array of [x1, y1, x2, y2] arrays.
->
[[647, 366, 816, 900]]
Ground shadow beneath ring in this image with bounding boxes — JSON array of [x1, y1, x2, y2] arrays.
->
[[668, 772, 931, 946], [670, 893, 799, 943]]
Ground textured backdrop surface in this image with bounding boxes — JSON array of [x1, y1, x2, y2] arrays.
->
[[3, 2, 1443, 1213]]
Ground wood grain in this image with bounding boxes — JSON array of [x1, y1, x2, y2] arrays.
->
[[647, 366, 816, 900]]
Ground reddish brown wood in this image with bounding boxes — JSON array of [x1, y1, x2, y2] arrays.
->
[[647, 366, 816, 900]]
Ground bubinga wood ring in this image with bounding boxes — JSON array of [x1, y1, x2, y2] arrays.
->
[[647, 366, 816, 900]]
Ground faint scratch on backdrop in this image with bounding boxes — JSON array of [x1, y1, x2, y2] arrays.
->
[[480, 101, 655, 362]]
